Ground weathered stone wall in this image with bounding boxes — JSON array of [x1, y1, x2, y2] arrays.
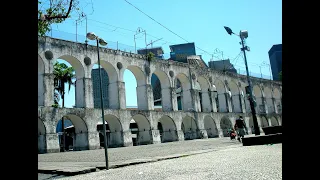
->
[[38, 37, 282, 153]]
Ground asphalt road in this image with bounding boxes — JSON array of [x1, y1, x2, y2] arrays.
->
[[59, 144, 282, 180]]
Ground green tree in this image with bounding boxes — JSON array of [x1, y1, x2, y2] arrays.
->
[[38, 0, 90, 36], [147, 52, 155, 61], [53, 62, 75, 107]]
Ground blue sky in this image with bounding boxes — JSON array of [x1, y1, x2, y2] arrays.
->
[[49, 0, 282, 108]]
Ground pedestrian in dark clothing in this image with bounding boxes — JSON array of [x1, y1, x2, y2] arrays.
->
[[234, 116, 246, 142]]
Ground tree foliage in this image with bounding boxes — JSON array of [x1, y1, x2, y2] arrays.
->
[[38, 0, 91, 37], [53, 62, 75, 107], [147, 52, 155, 61]]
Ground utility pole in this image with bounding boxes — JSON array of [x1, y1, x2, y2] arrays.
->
[[240, 37, 260, 136]]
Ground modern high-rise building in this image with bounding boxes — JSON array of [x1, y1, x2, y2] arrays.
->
[[268, 44, 282, 81], [91, 68, 109, 108]]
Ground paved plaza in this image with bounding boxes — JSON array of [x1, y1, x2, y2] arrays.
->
[[39, 137, 244, 176], [59, 143, 282, 180]]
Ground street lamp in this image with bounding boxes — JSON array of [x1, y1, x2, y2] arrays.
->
[[86, 32, 109, 169], [223, 26, 260, 136]]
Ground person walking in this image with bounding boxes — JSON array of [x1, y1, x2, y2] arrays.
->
[[234, 116, 246, 142]]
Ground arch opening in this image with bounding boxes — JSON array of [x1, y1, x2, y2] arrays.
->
[[55, 114, 89, 152], [270, 116, 279, 126], [253, 85, 265, 113], [124, 66, 146, 110], [181, 116, 198, 140], [91, 63, 119, 109], [97, 114, 123, 148], [131, 114, 152, 145], [264, 87, 274, 113], [229, 81, 242, 113], [151, 70, 172, 111], [197, 77, 212, 112], [215, 79, 228, 112], [54, 59, 79, 108], [175, 73, 191, 111], [220, 116, 233, 137], [260, 116, 269, 128], [204, 116, 218, 138], [158, 115, 178, 142]]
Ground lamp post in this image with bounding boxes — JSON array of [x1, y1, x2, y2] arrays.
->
[[86, 32, 109, 169], [223, 26, 260, 136]]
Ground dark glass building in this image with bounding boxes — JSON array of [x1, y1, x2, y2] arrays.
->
[[268, 44, 282, 81]]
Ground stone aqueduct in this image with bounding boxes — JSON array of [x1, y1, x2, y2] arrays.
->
[[38, 37, 282, 153]]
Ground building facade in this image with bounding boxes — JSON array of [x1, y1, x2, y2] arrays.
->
[[268, 44, 282, 81], [208, 59, 237, 73], [91, 68, 109, 108]]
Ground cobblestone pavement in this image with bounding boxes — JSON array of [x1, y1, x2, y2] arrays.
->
[[39, 137, 242, 164], [60, 144, 282, 180]]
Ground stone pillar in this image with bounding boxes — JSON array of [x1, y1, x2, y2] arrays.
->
[[197, 129, 208, 139], [225, 92, 233, 112], [43, 73, 55, 107], [45, 133, 60, 153], [87, 131, 100, 150], [272, 98, 278, 114], [122, 130, 133, 147], [201, 91, 212, 112], [182, 89, 198, 112], [171, 88, 178, 111], [75, 78, 94, 108], [109, 81, 126, 109], [151, 130, 161, 144], [217, 128, 224, 138], [161, 87, 174, 111], [240, 94, 246, 113], [136, 84, 154, 110], [210, 91, 218, 112], [176, 130, 185, 141]]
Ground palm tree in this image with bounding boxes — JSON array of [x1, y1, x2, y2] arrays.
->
[[53, 61, 75, 151]]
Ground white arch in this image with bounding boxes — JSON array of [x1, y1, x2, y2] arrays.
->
[[204, 116, 218, 138], [260, 116, 269, 128], [197, 76, 211, 112], [153, 70, 171, 89], [99, 60, 118, 83], [215, 79, 228, 112], [58, 55, 85, 79], [132, 114, 152, 145], [181, 116, 198, 140], [56, 114, 89, 151], [264, 87, 274, 113], [270, 116, 279, 126], [158, 115, 178, 142], [126, 65, 146, 86], [220, 116, 233, 137]]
